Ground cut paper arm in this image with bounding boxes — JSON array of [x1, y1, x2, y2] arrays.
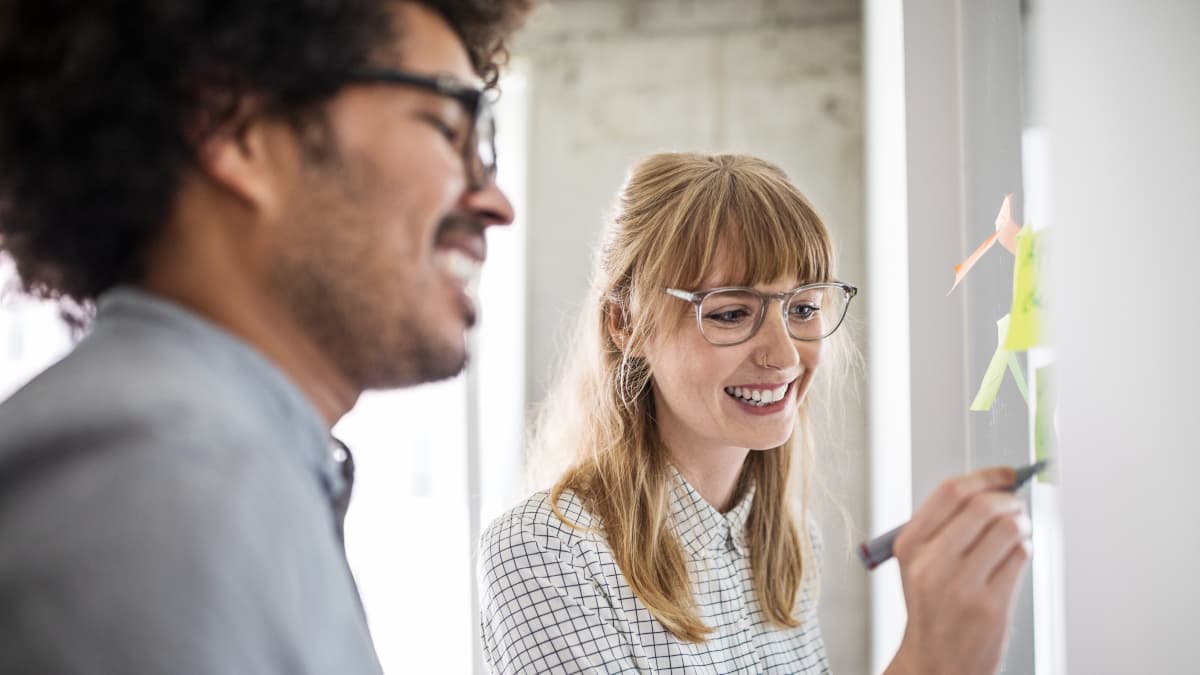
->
[[994, 193, 1020, 254], [948, 193, 1023, 294], [970, 314, 1012, 411]]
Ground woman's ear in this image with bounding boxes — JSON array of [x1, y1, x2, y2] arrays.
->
[[607, 303, 631, 352]]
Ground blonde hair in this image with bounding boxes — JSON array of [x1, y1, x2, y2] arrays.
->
[[536, 153, 839, 642]]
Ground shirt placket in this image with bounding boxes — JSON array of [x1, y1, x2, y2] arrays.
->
[[327, 438, 354, 546], [712, 525, 761, 674]]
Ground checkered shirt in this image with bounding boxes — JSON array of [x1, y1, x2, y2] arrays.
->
[[479, 475, 829, 674]]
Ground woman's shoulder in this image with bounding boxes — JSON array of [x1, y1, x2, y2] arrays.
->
[[479, 489, 605, 568]]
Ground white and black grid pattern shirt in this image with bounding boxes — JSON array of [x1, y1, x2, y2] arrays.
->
[[479, 475, 829, 674]]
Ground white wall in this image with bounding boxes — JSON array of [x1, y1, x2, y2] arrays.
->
[[513, 0, 869, 671], [1037, 1, 1200, 672]]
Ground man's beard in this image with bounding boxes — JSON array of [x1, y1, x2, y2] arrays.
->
[[280, 271, 471, 392], [272, 165, 475, 391], [366, 325, 469, 390]]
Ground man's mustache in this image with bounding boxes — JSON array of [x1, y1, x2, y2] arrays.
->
[[435, 213, 485, 241]]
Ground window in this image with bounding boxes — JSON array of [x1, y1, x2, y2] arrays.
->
[[0, 258, 72, 401]]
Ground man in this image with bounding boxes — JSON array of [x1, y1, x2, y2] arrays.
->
[[0, 0, 532, 671]]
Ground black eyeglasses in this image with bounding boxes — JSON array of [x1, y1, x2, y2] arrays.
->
[[665, 282, 858, 346], [342, 67, 496, 190]]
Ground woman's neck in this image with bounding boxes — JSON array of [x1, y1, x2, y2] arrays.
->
[[665, 444, 751, 513]]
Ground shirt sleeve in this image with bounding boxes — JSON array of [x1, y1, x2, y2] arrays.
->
[[479, 507, 643, 674]]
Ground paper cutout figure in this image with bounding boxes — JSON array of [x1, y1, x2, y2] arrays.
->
[[1004, 225, 1045, 351], [970, 314, 1030, 411], [948, 193, 1022, 294]]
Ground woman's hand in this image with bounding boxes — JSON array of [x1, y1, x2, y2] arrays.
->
[[883, 466, 1032, 675]]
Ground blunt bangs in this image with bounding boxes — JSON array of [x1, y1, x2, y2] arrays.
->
[[642, 157, 835, 296]]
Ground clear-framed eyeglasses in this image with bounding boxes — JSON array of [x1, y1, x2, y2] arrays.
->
[[341, 67, 497, 190], [665, 282, 858, 346]]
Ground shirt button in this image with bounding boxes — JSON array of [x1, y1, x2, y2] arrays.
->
[[330, 444, 348, 464]]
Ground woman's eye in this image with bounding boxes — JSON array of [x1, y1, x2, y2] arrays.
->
[[789, 304, 820, 321], [705, 308, 752, 324]]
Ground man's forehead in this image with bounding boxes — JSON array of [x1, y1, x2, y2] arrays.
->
[[383, 2, 478, 85]]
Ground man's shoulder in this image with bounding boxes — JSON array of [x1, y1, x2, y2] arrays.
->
[[3, 326, 210, 422], [0, 322, 292, 476], [0, 416, 373, 675], [0, 357, 324, 546], [0, 338, 364, 673], [0, 331, 327, 559]]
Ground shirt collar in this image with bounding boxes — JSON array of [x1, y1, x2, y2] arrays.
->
[[670, 468, 755, 559]]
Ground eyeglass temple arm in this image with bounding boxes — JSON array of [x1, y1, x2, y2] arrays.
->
[[665, 288, 700, 303]]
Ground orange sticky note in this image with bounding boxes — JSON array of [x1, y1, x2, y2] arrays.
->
[[948, 194, 1022, 294]]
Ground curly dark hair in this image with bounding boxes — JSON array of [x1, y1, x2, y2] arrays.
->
[[0, 0, 533, 315]]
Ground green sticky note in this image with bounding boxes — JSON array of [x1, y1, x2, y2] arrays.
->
[[1005, 225, 1045, 351], [970, 314, 1011, 411], [1035, 365, 1057, 482]]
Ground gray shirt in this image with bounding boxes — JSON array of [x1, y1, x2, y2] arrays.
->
[[0, 288, 382, 674]]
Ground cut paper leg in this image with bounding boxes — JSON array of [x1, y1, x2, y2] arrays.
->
[[1006, 352, 1030, 406], [970, 314, 1012, 411], [949, 231, 999, 295], [949, 193, 1022, 294], [1035, 365, 1057, 483]]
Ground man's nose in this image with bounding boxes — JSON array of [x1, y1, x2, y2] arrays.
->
[[461, 177, 514, 229]]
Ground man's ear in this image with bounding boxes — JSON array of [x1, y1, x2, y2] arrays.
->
[[190, 99, 288, 218]]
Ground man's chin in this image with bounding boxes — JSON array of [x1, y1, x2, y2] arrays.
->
[[365, 351, 467, 390], [409, 332, 470, 385], [418, 351, 469, 384]]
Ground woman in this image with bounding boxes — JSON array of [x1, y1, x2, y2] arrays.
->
[[479, 153, 1029, 674]]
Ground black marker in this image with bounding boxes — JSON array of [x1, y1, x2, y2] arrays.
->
[[857, 460, 1050, 570]]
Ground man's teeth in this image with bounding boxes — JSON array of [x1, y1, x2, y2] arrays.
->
[[434, 248, 481, 287], [724, 384, 789, 407]]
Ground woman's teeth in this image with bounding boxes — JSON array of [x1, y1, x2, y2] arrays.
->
[[724, 384, 789, 407], [434, 248, 481, 288]]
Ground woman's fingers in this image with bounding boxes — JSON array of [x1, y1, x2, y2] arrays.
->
[[988, 536, 1032, 592], [933, 491, 1026, 561], [888, 465, 1033, 675], [896, 465, 1017, 558], [960, 504, 1031, 586]]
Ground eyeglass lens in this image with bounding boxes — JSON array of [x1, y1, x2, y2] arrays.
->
[[697, 286, 849, 345], [469, 104, 496, 186]]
